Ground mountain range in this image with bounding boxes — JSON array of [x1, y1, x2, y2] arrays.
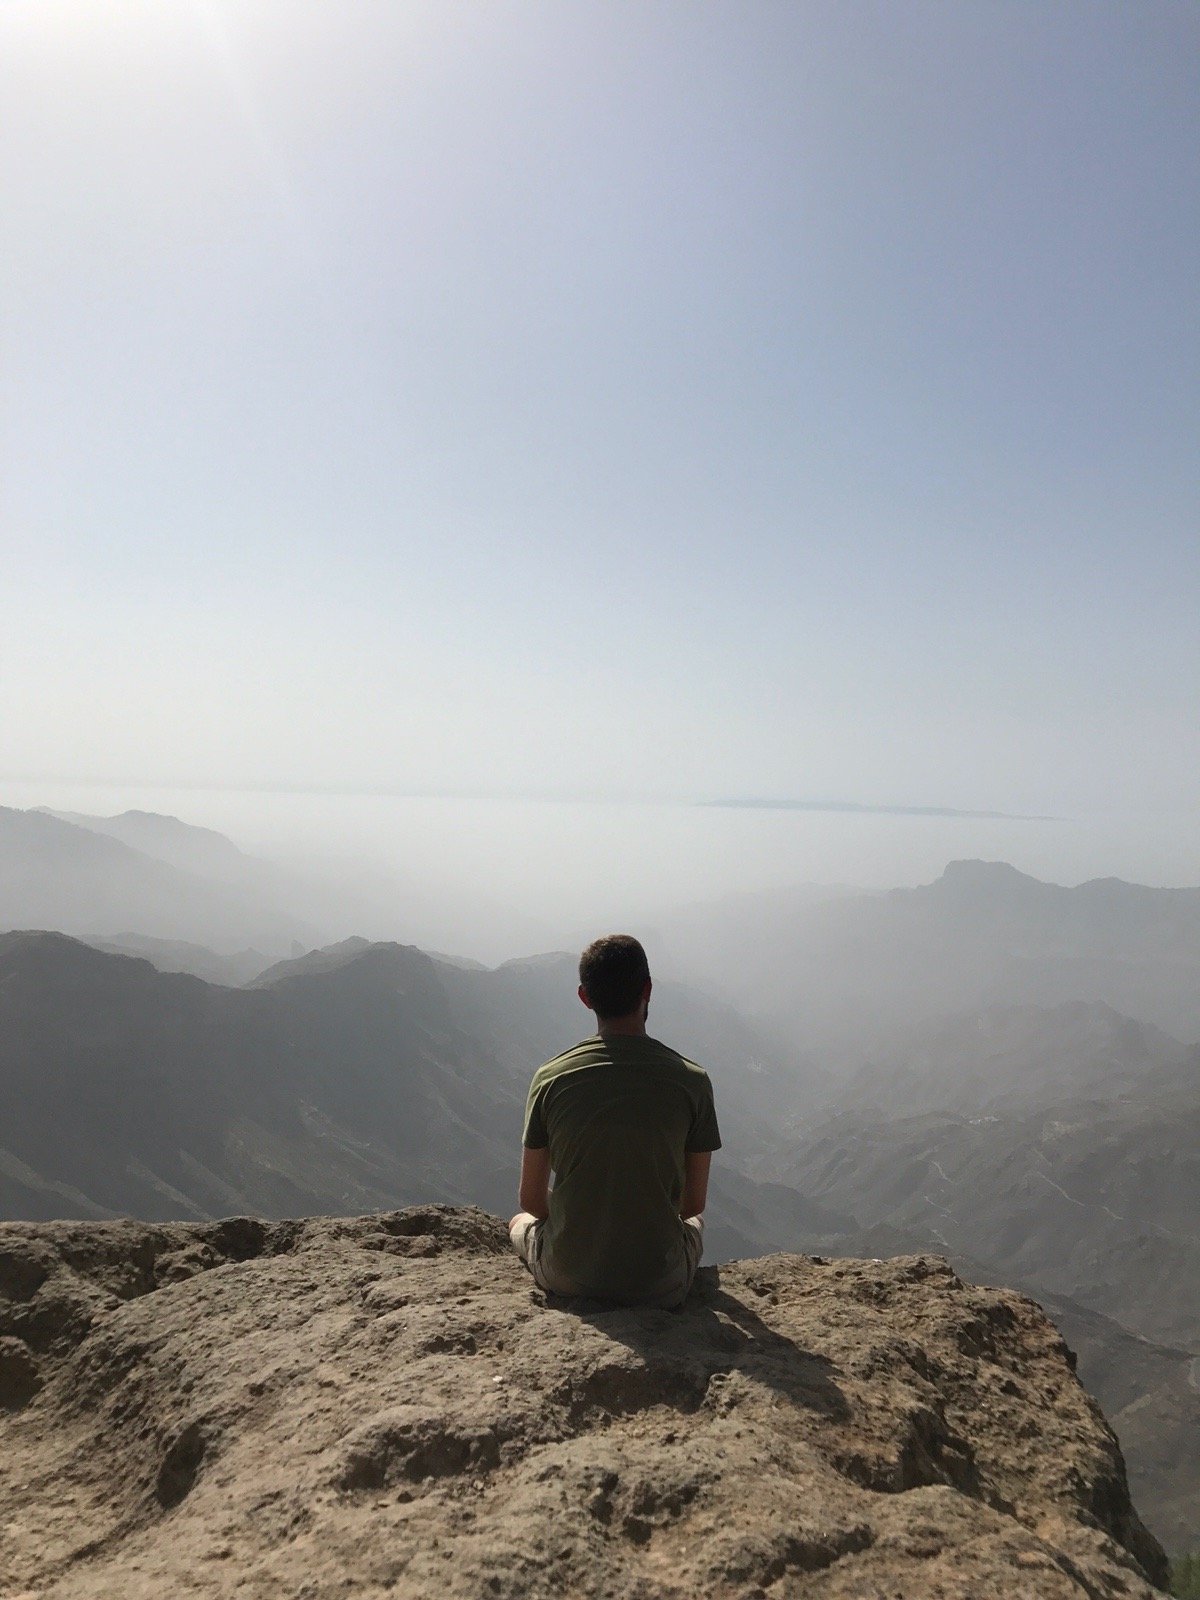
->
[[2, 805, 1198, 1551], [0, 929, 812, 1250]]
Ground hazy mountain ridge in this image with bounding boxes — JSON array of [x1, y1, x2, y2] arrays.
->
[[248, 936, 377, 987], [83, 932, 271, 987], [37, 808, 253, 881], [0, 807, 315, 958], [9, 805, 1199, 1049], [662, 859, 1200, 1058], [0, 930, 805, 1258]]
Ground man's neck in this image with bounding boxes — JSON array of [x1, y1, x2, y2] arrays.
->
[[596, 1014, 647, 1039]]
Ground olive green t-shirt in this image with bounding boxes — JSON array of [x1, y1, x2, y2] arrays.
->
[[522, 1034, 721, 1301]]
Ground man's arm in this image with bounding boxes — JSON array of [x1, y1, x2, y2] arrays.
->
[[680, 1150, 711, 1220], [517, 1146, 552, 1220]]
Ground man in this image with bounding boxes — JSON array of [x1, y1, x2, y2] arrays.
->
[[509, 934, 721, 1308]]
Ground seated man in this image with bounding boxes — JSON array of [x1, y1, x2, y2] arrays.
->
[[510, 934, 721, 1308]]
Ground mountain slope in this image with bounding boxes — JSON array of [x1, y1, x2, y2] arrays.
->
[[0, 932, 516, 1223], [774, 1089, 1200, 1351], [1035, 1288, 1200, 1558], [831, 1001, 1192, 1116]]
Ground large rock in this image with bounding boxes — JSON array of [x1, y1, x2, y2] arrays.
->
[[0, 1207, 1167, 1597]]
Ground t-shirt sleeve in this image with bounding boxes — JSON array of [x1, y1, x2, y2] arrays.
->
[[522, 1078, 549, 1149], [685, 1075, 722, 1153]]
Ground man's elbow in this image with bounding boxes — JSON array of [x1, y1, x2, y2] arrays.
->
[[518, 1182, 549, 1219]]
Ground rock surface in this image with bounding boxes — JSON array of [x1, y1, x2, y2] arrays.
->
[[0, 1206, 1168, 1598]]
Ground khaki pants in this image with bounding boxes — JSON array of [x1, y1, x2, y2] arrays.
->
[[509, 1213, 703, 1309]]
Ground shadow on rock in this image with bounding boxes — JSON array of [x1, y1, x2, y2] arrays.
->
[[539, 1264, 850, 1422]]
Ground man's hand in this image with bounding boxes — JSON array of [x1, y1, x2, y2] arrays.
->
[[680, 1150, 711, 1220], [517, 1146, 551, 1220]]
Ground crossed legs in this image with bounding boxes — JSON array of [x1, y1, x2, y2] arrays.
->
[[509, 1211, 704, 1308]]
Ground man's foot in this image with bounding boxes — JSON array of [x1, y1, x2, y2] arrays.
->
[[509, 1211, 539, 1263]]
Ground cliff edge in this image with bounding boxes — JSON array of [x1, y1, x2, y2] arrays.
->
[[0, 1206, 1167, 1598]]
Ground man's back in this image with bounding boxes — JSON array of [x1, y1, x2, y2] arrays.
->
[[523, 1033, 721, 1301]]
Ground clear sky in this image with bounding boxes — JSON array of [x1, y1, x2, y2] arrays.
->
[[3, 3, 1198, 870]]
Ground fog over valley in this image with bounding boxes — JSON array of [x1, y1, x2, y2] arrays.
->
[[2, 778, 1194, 968]]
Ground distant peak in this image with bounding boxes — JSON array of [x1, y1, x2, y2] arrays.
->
[[938, 860, 1031, 883], [248, 937, 432, 989], [0, 928, 160, 979], [497, 951, 574, 971], [918, 860, 1054, 903]]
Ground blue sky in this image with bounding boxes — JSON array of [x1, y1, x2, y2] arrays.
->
[[3, 2, 1197, 863]]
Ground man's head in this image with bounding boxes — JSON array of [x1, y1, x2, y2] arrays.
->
[[578, 933, 652, 1024]]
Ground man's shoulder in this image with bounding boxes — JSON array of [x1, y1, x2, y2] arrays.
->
[[593, 1034, 715, 1093], [528, 1036, 606, 1088], [644, 1037, 715, 1087]]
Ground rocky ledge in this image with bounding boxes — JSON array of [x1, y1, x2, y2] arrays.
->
[[0, 1206, 1167, 1598]]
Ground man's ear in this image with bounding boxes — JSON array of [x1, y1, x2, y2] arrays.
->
[[578, 983, 591, 1009]]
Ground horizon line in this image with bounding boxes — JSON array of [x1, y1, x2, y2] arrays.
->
[[702, 799, 1063, 822], [0, 777, 1061, 821]]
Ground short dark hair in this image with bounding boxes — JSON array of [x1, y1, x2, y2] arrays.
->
[[579, 934, 651, 1021]]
